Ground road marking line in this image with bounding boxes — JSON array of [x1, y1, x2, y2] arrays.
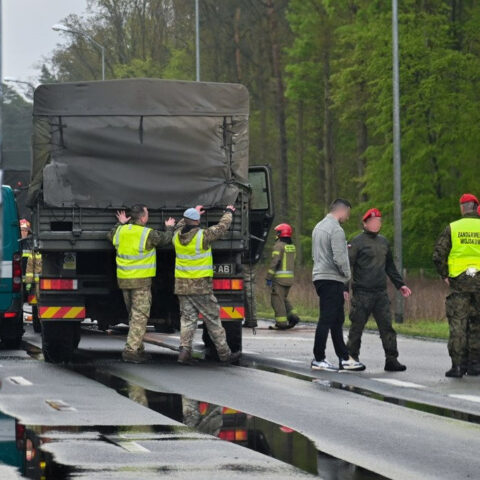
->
[[449, 394, 480, 404], [8, 376, 32, 386], [372, 378, 425, 389], [45, 399, 77, 411], [117, 441, 150, 453]]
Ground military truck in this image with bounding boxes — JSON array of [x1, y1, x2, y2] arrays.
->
[[27, 78, 274, 363]]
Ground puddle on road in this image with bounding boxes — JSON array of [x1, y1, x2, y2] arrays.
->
[[252, 363, 480, 426], [70, 364, 386, 479]]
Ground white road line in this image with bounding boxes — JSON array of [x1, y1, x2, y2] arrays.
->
[[372, 378, 426, 389], [45, 400, 77, 412], [8, 376, 32, 386], [449, 394, 480, 404], [117, 441, 150, 453]]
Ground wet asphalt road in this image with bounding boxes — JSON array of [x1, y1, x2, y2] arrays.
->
[[1, 321, 480, 479]]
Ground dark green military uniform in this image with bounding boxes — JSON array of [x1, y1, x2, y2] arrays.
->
[[266, 239, 297, 327], [347, 230, 405, 361], [433, 211, 480, 371]]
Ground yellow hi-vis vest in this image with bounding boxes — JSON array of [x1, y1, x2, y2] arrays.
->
[[113, 224, 156, 279], [448, 217, 480, 278], [274, 244, 296, 279], [173, 229, 213, 279]]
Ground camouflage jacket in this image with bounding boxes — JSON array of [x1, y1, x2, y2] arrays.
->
[[433, 211, 480, 292], [107, 221, 174, 290], [173, 211, 233, 295], [266, 239, 295, 286]]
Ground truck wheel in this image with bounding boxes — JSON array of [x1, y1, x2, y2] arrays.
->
[[41, 322, 80, 363], [32, 306, 42, 333], [0, 314, 24, 349]]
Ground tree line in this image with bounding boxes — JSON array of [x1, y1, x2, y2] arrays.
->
[[30, 0, 480, 269]]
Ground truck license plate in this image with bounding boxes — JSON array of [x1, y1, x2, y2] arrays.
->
[[214, 264, 234, 274]]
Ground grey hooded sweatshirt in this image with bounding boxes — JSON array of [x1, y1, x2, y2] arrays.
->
[[312, 214, 351, 283]]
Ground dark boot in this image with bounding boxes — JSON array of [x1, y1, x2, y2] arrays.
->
[[384, 358, 407, 372], [445, 365, 467, 378], [269, 322, 289, 330], [220, 350, 242, 365], [122, 350, 151, 364], [467, 362, 480, 376], [177, 347, 194, 365], [287, 313, 300, 329]]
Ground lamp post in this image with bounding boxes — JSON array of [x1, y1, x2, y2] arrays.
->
[[392, 0, 404, 323], [52, 23, 105, 81]]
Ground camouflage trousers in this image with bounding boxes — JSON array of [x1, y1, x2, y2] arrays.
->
[[178, 294, 231, 361], [347, 290, 399, 361], [243, 264, 258, 326], [271, 282, 295, 325], [446, 291, 480, 366], [122, 287, 152, 353]]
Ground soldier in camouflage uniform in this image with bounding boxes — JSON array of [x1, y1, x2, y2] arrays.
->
[[108, 204, 175, 363], [433, 194, 480, 378], [173, 205, 241, 365], [347, 208, 411, 372], [266, 223, 300, 330]]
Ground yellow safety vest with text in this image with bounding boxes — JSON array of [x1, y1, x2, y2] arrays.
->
[[448, 217, 480, 278], [113, 224, 156, 279], [173, 229, 213, 279], [274, 244, 296, 280]]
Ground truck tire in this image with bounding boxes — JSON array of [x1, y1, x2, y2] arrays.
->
[[32, 306, 41, 333], [0, 314, 24, 349], [41, 322, 81, 363]]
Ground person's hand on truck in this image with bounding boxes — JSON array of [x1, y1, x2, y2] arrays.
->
[[116, 210, 131, 224], [226, 205, 236, 213], [195, 205, 205, 215], [165, 217, 176, 227]]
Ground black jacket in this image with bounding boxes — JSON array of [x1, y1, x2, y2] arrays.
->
[[348, 231, 405, 292]]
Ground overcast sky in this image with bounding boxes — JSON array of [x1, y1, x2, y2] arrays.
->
[[3, 0, 89, 85]]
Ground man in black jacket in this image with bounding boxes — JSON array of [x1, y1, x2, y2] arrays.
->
[[347, 208, 412, 371]]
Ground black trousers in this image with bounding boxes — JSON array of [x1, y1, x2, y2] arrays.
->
[[313, 280, 349, 361]]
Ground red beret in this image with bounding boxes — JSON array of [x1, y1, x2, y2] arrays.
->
[[460, 193, 479, 205], [362, 208, 382, 222]]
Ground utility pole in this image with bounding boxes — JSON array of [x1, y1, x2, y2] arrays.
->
[[0, 0, 3, 263], [392, 0, 403, 323], [195, 0, 200, 81]]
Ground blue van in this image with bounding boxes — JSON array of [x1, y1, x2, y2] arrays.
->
[[0, 185, 23, 348]]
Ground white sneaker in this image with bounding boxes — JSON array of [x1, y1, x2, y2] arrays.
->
[[340, 356, 366, 371], [311, 359, 338, 372]]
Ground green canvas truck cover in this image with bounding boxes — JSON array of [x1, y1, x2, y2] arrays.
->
[[27, 78, 249, 209]]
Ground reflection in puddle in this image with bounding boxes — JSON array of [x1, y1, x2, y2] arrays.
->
[[253, 364, 480, 426], [76, 366, 386, 479]]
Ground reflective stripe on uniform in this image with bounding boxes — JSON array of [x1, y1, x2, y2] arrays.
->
[[173, 229, 213, 279]]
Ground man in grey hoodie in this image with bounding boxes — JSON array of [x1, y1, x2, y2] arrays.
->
[[311, 199, 365, 372]]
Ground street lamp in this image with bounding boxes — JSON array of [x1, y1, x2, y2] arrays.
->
[[52, 23, 105, 81], [195, 0, 200, 81]]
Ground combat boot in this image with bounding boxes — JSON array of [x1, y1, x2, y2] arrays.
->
[[384, 359, 407, 372], [445, 365, 467, 378], [122, 350, 151, 364], [269, 322, 289, 330], [467, 362, 480, 376], [177, 347, 194, 365], [220, 350, 242, 365]]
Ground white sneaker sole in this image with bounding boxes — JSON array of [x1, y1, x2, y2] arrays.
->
[[341, 365, 366, 371], [311, 365, 338, 372]]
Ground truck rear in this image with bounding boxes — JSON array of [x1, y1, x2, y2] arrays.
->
[[27, 78, 273, 363]]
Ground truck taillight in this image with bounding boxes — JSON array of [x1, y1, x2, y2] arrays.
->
[[12, 253, 22, 293], [218, 429, 248, 442], [40, 279, 78, 291], [213, 279, 243, 290]]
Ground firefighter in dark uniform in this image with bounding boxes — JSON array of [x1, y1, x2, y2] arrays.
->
[[266, 223, 300, 330], [347, 208, 412, 371], [433, 193, 480, 378]]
